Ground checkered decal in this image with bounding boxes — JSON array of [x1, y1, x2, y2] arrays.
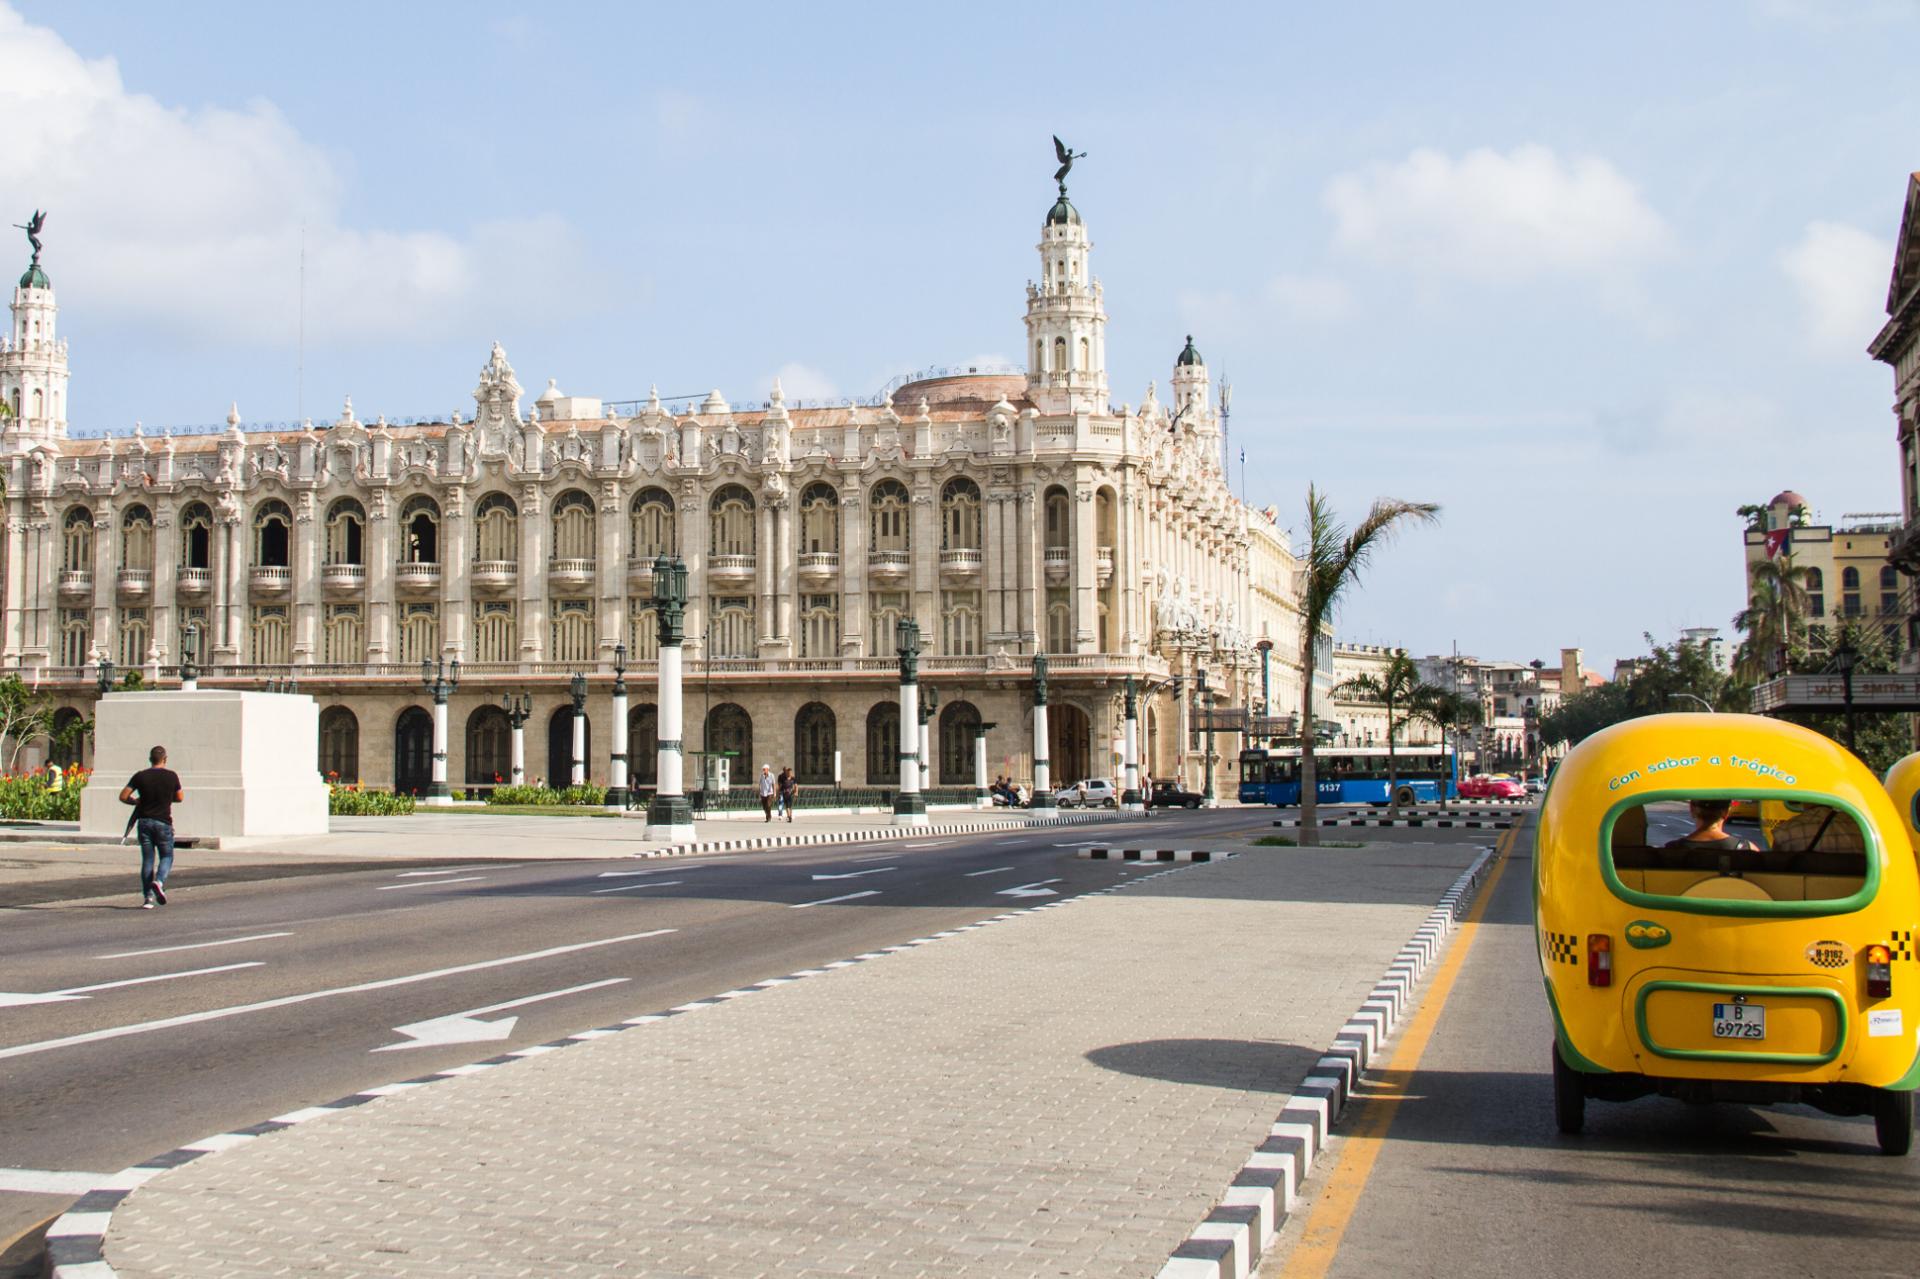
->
[[1892, 930, 1914, 962], [1807, 945, 1849, 969], [1545, 931, 1579, 966]]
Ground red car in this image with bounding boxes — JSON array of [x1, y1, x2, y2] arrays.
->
[[1458, 775, 1526, 800]]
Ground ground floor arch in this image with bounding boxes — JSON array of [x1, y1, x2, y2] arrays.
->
[[394, 706, 432, 795], [1049, 703, 1091, 784]]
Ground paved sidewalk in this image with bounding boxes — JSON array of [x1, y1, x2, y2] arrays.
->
[[94, 839, 1484, 1278]]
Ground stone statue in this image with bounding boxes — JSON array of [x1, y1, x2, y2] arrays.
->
[[1051, 136, 1087, 192], [14, 210, 45, 263]]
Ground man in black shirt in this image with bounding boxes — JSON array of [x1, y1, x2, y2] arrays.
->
[[119, 745, 184, 909]]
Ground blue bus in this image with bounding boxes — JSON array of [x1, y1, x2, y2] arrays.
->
[[1237, 745, 1458, 806]]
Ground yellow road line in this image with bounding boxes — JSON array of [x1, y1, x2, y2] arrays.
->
[[0, 1210, 61, 1268], [1281, 830, 1516, 1277]]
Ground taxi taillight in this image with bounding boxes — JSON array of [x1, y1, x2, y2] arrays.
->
[[1587, 934, 1612, 988], [1866, 944, 1893, 1000]]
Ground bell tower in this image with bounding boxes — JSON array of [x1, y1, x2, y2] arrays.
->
[[1, 213, 68, 447], [1024, 177, 1108, 416]]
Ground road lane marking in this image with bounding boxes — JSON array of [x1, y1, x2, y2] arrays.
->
[[811, 867, 894, 881], [901, 840, 955, 848], [591, 880, 684, 894], [964, 866, 1016, 877], [998, 879, 1062, 898], [0, 929, 675, 1062], [596, 868, 686, 878], [0, 962, 265, 1008], [849, 854, 897, 862], [97, 932, 292, 960], [991, 838, 1027, 846], [374, 977, 631, 1052], [1281, 844, 1514, 1277], [0, 1168, 110, 1196], [375, 876, 487, 891], [393, 865, 519, 877], [790, 890, 881, 909]]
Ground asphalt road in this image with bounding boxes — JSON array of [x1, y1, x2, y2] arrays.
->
[[0, 806, 1275, 1268], [1269, 816, 1920, 1279]]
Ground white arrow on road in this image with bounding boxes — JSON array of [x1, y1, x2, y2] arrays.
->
[[373, 977, 630, 1052], [0, 961, 264, 1010], [810, 867, 895, 881], [791, 890, 881, 909], [998, 879, 1063, 898]]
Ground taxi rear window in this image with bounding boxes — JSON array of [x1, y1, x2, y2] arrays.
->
[[1608, 796, 1868, 906]]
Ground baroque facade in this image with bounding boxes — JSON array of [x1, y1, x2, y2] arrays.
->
[[0, 188, 1305, 796]]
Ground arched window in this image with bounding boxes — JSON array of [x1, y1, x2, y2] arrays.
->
[[1079, 336, 1090, 371], [50, 707, 85, 770], [324, 497, 365, 566], [938, 700, 982, 785], [799, 483, 839, 555], [629, 607, 659, 661], [466, 705, 512, 787], [629, 704, 658, 785], [252, 499, 292, 568], [120, 505, 153, 571], [630, 488, 675, 559], [1047, 599, 1072, 653], [870, 592, 907, 658], [180, 502, 212, 570], [550, 600, 595, 662], [394, 706, 433, 795], [59, 611, 88, 666], [1034, 339, 1045, 372], [940, 478, 981, 551], [401, 494, 440, 564], [800, 594, 839, 659], [551, 489, 595, 561], [711, 597, 755, 659], [1883, 566, 1899, 590], [398, 603, 439, 663], [472, 601, 517, 663], [1843, 567, 1861, 590], [709, 484, 756, 557], [1805, 567, 1825, 590], [319, 706, 360, 783], [250, 606, 290, 664], [704, 703, 753, 785], [323, 604, 363, 663], [62, 506, 92, 572], [870, 480, 910, 553], [474, 492, 518, 562], [794, 703, 836, 785], [119, 610, 149, 667], [1053, 336, 1067, 371], [865, 701, 900, 785], [941, 590, 981, 656]]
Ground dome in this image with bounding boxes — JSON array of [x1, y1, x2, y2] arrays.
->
[[1176, 335, 1204, 367], [1770, 489, 1808, 510], [1045, 194, 1081, 227], [17, 263, 49, 290]]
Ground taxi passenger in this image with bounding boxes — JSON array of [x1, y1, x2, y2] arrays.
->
[[1663, 799, 1757, 852]]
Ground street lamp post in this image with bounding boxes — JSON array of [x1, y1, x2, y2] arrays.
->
[[95, 656, 115, 697], [645, 554, 695, 841], [420, 656, 460, 805], [502, 692, 532, 786], [568, 671, 587, 788], [972, 720, 996, 809], [893, 617, 928, 827], [1254, 639, 1274, 717], [1196, 667, 1217, 808], [607, 643, 630, 810], [1029, 653, 1056, 815], [918, 685, 939, 797], [1834, 633, 1860, 752], [180, 624, 200, 692], [1121, 675, 1144, 813]]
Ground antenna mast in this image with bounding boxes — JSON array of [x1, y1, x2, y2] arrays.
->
[[297, 224, 306, 422]]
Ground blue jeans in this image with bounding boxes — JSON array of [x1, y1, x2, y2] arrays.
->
[[138, 818, 174, 898]]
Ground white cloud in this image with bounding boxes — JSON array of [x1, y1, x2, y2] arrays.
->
[[1263, 274, 1358, 323], [0, 4, 587, 346], [1324, 145, 1671, 283], [770, 361, 839, 402], [1780, 220, 1892, 353], [1756, 0, 1918, 27]]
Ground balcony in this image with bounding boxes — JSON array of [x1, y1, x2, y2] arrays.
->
[[627, 556, 657, 592], [548, 557, 596, 591], [249, 565, 292, 597], [867, 549, 910, 581], [472, 560, 518, 593], [798, 551, 839, 583], [939, 547, 983, 577], [176, 566, 212, 598], [395, 561, 441, 593], [322, 562, 366, 596], [1044, 546, 1070, 583], [57, 569, 92, 600], [708, 553, 755, 584], [116, 567, 152, 599], [1096, 545, 1114, 587]]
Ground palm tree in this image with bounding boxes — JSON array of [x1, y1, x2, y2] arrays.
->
[[1332, 650, 1439, 808], [1412, 687, 1484, 809], [1298, 487, 1441, 845], [1733, 553, 1811, 681]]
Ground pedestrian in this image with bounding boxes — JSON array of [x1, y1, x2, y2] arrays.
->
[[778, 765, 797, 823], [758, 763, 776, 822], [118, 745, 183, 909]]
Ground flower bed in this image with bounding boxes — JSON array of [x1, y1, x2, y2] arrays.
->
[[327, 779, 416, 816], [0, 766, 87, 820]]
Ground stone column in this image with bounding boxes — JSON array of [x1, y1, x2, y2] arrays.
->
[[519, 486, 545, 660], [645, 555, 695, 841], [773, 497, 793, 649], [217, 514, 244, 662], [90, 505, 113, 665], [1015, 488, 1038, 647], [292, 496, 318, 663], [366, 494, 394, 660], [441, 492, 468, 660], [598, 488, 622, 655], [756, 502, 775, 651], [151, 509, 176, 672], [1029, 653, 1055, 815], [840, 488, 865, 657], [1122, 675, 1143, 812], [1073, 480, 1097, 653]]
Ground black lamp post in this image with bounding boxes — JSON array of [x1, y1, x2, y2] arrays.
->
[[1195, 666, 1215, 806], [645, 554, 694, 838], [1029, 651, 1055, 814], [420, 656, 459, 802], [502, 692, 532, 785], [918, 684, 939, 794], [973, 719, 997, 807], [568, 670, 588, 788], [1833, 632, 1860, 752], [608, 642, 630, 809], [893, 617, 926, 824], [179, 624, 200, 690], [1121, 674, 1143, 809], [95, 656, 115, 696]]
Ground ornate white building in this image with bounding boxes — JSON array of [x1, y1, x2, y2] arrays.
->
[[0, 186, 1305, 797]]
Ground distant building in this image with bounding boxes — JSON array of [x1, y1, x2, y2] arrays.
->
[[1328, 644, 1440, 748], [1677, 626, 1732, 674], [1870, 172, 1920, 682], [1740, 491, 1899, 658]]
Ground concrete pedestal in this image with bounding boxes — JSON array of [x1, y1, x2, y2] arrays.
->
[[79, 690, 329, 841]]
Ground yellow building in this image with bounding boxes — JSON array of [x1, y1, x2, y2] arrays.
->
[[1741, 490, 1900, 653]]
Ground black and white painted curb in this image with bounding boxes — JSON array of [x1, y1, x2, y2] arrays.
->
[[1077, 848, 1229, 862], [44, 853, 1235, 1278], [1154, 842, 1503, 1279], [625, 809, 1144, 859], [1272, 816, 1514, 830]]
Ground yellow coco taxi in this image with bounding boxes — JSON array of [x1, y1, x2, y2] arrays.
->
[[1885, 751, 1920, 856], [1536, 713, 1919, 1154]]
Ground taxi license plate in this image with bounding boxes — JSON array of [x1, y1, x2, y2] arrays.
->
[[1712, 1002, 1766, 1040]]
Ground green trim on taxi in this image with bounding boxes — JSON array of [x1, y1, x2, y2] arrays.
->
[[1633, 980, 1848, 1066]]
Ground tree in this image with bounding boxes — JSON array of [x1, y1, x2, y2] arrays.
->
[[0, 675, 57, 772], [1733, 553, 1811, 681], [1736, 503, 1768, 533], [1332, 650, 1440, 807], [1787, 620, 1910, 775], [1298, 487, 1440, 845], [1412, 687, 1484, 809], [1536, 633, 1740, 751]]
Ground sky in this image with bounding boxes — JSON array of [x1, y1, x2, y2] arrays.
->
[[2, 0, 1914, 670]]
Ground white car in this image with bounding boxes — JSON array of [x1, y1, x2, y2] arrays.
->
[[1054, 778, 1118, 808]]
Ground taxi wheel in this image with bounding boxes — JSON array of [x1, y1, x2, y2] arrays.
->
[[1550, 1040, 1585, 1135], [1393, 786, 1416, 808], [1872, 1089, 1913, 1156]]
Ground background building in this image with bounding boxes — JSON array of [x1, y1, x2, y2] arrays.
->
[[0, 188, 1304, 800], [1740, 490, 1900, 655]]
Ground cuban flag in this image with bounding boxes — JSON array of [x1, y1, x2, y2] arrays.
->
[[1764, 528, 1790, 559]]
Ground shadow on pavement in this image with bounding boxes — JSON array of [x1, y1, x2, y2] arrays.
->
[[1084, 1037, 1322, 1092]]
